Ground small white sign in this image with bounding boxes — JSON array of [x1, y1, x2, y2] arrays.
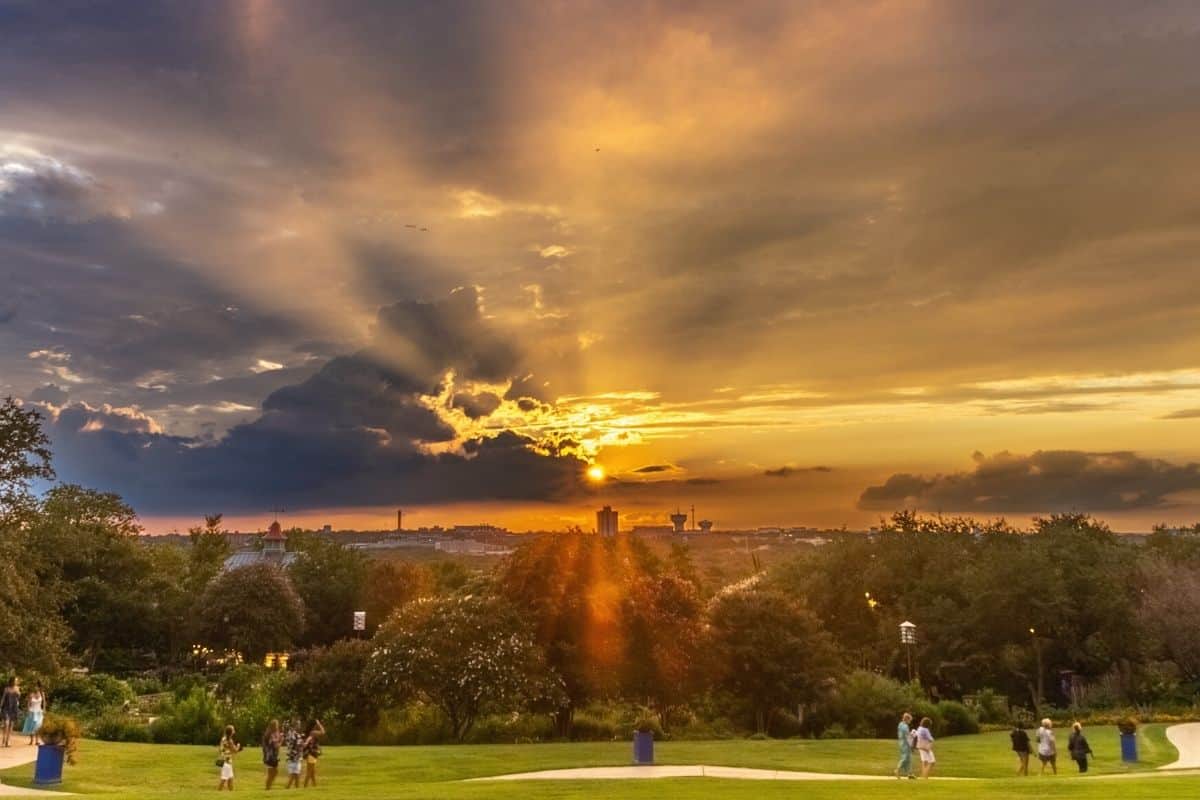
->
[[353, 611, 366, 631]]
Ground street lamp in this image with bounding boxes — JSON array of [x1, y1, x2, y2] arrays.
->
[[1029, 627, 1044, 708], [899, 621, 917, 683]]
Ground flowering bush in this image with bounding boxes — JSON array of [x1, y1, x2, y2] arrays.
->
[[368, 593, 564, 740], [38, 714, 81, 764]]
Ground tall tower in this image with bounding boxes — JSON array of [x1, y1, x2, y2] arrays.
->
[[397, 508, 403, 532], [597, 506, 619, 537], [670, 508, 688, 533]]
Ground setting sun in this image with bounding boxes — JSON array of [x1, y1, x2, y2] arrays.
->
[[587, 464, 606, 482]]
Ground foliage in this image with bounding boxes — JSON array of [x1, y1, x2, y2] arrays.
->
[[194, 562, 305, 661], [822, 670, 927, 738], [935, 700, 980, 735], [706, 587, 841, 734], [281, 639, 379, 737], [50, 672, 134, 716], [88, 710, 152, 743], [369, 592, 563, 741], [289, 536, 369, 647], [1118, 716, 1138, 735], [38, 713, 82, 764], [0, 397, 54, 525], [361, 561, 434, 634], [149, 687, 223, 744]]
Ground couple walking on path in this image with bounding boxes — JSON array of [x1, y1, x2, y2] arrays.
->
[[1, 677, 46, 748], [894, 713, 936, 779]]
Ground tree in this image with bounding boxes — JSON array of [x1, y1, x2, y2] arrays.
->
[[28, 485, 172, 670], [361, 561, 434, 634], [186, 514, 231, 595], [497, 534, 665, 735], [1138, 559, 1200, 681], [288, 537, 369, 647], [0, 397, 53, 526], [282, 639, 379, 735], [368, 593, 560, 741], [620, 573, 705, 727], [706, 587, 841, 734], [195, 563, 305, 661]]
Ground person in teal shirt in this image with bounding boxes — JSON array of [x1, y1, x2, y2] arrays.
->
[[895, 712, 915, 779]]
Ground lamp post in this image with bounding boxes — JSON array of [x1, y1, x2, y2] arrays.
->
[[899, 621, 916, 683], [1030, 627, 1044, 708]]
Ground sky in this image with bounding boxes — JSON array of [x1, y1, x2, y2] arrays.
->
[[4, 1, 1200, 533]]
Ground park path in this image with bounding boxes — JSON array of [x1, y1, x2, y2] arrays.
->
[[0, 742, 70, 796], [1160, 722, 1200, 770], [471, 723, 1200, 783]]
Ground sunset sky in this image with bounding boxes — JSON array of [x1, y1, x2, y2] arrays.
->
[[4, 1, 1200, 533]]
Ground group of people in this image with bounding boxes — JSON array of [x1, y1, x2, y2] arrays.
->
[[894, 713, 937, 778], [1011, 719, 1094, 775], [216, 718, 325, 791], [0, 677, 46, 748], [895, 713, 1096, 779]]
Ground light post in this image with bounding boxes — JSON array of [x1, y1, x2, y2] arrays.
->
[[1030, 627, 1044, 709], [899, 621, 916, 683]]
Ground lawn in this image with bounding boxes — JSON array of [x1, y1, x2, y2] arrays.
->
[[1, 726, 1193, 800]]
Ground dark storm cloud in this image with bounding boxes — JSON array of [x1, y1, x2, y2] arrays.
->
[[765, 466, 833, 477], [28, 384, 68, 405], [42, 291, 586, 513], [451, 391, 502, 419], [633, 464, 676, 474], [858, 450, 1200, 512]]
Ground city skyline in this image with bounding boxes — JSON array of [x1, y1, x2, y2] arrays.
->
[[5, 2, 1200, 532]]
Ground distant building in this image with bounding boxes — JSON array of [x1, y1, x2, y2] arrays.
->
[[435, 539, 514, 556], [597, 506, 619, 536], [222, 520, 298, 571], [670, 509, 689, 533]]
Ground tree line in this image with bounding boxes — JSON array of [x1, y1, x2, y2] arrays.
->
[[5, 397, 1200, 742]]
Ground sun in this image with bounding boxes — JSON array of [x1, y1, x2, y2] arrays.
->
[[587, 464, 606, 482]]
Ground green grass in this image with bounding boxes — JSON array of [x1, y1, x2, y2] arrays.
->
[[0, 726, 1188, 800]]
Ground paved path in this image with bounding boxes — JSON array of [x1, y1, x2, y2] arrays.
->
[[0, 742, 71, 796], [1161, 722, 1200, 770], [469, 765, 958, 782]]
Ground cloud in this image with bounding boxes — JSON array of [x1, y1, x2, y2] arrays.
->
[[28, 383, 68, 405], [1161, 409, 1200, 420], [44, 292, 588, 513], [451, 391, 502, 419], [765, 465, 833, 477], [633, 464, 677, 474], [0, 147, 117, 222], [857, 450, 1200, 512]]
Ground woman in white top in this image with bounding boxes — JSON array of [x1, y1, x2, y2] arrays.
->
[[915, 717, 936, 778], [21, 682, 45, 745], [1036, 718, 1057, 775]]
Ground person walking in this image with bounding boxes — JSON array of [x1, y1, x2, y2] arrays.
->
[[283, 719, 304, 789], [21, 682, 46, 745], [1068, 722, 1093, 773], [1011, 723, 1031, 775], [217, 724, 242, 791], [915, 717, 936, 778], [301, 719, 325, 788], [261, 719, 282, 790], [1036, 718, 1057, 775], [1, 677, 20, 748], [894, 712, 915, 779]]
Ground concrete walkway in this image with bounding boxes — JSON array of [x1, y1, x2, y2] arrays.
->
[[0, 742, 71, 796], [1161, 722, 1200, 770], [470, 722, 1200, 784]]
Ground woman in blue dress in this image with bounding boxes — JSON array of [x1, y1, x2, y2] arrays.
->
[[22, 682, 46, 744]]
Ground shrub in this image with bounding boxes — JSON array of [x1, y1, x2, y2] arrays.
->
[[50, 673, 133, 716], [39, 714, 82, 764], [1117, 717, 1138, 735], [149, 687, 223, 745], [127, 676, 164, 697], [167, 673, 208, 701], [88, 711, 151, 743], [819, 723, 849, 739], [823, 670, 925, 738], [935, 701, 980, 735]]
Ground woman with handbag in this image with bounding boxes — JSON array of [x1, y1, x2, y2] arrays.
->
[[915, 717, 936, 778], [217, 725, 242, 791], [301, 720, 325, 788]]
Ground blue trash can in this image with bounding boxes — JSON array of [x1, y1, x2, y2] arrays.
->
[[33, 744, 65, 786], [633, 731, 654, 765], [1120, 732, 1138, 763]]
